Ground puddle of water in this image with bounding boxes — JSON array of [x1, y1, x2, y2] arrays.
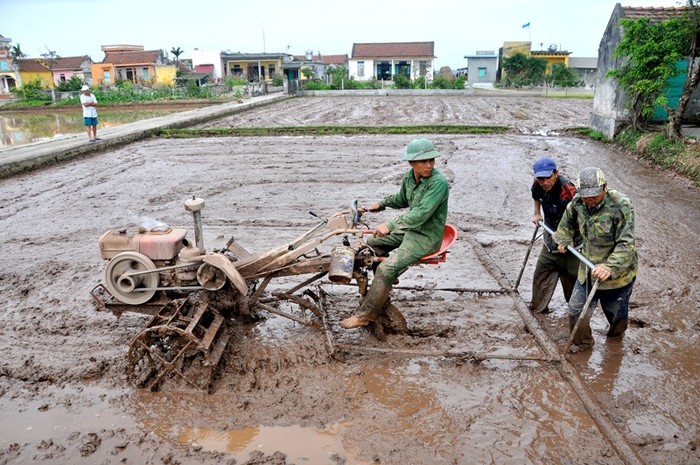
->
[[174, 423, 372, 464], [0, 385, 134, 443], [0, 107, 193, 148]]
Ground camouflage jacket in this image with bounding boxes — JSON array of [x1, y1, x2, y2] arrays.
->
[[380, 167, 449, 253], [555, 189, 638, 289]]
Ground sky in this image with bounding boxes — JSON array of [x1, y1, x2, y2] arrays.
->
[[2, 0, 685, 70]]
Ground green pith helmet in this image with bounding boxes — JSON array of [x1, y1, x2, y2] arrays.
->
[[403, 138, 440, 161]]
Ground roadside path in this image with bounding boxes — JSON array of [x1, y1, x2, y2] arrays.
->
[[0, 93, 289, 179]]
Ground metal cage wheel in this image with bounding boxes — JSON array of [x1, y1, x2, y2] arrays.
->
[[104, 251, 158, 305], [127, 325, 209, 391]]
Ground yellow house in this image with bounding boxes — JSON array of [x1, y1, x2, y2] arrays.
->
[[17, 58, 53, 88], [531, 48, 571, 72], [92, 45, 175, 86], [221, 52, 286, 82], [499, 41, 573, 81]]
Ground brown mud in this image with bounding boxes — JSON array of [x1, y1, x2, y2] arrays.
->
[[1, 96, 699, 465]]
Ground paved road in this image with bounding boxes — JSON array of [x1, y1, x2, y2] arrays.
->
[[0, 93, 289, 179]]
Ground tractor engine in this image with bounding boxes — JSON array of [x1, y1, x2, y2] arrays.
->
[[98, 198, 209, 304]]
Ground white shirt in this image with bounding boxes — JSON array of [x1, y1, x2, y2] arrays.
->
[[80, 93, 98, 118]]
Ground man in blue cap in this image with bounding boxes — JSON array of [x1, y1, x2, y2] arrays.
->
[[530, 157, 580, 314], [341, 138, 449, 329]]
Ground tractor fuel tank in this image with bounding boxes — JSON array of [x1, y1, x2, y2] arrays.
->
[[99, 228, 188, 261]]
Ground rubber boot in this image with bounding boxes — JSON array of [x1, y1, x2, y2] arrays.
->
[[569, 314, 594, 348], [357, 271, 393, 321], [607, 318, 629, 338]]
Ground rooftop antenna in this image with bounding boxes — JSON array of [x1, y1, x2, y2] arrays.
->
[[262, 23, 266, 53]]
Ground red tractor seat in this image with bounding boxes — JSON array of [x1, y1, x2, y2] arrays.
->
[[418, 224, 458, 265]]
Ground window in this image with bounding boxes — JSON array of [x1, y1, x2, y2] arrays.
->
[[394, 61, 410, 77], [357, 61, 364, 78], [479, 67, 487, 78], [268, 64, 275, 77], [59, 74, 66, 82], [103, 70, 111, 84], [419, 61, 429, 77], [142, 68, 149, 80], [376, 61, 391, 80]]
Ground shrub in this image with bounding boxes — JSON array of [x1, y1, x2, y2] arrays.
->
[[430, 75, 453, 89], [272, 74, 284, 86], [12, 79, 51, 102], [392, 74, 411, 89], [55, 75, 84, 92], [303, 80, 329, 90], [412, 76, 427, 89], [225, 76, 247, 87]]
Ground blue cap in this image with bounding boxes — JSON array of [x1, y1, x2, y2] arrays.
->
[[533, 157, 557, 177]]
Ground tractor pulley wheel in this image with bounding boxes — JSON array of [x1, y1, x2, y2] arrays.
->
[[104, 251, 158, 305]]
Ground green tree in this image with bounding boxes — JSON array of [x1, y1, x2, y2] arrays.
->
[[12, 78, 50, 102], [502, 52, 547, 87], [430, 75, 453, 89], [170, 47, 183, 68], [608, 16, 692, 131], [301, 67, 315, 79], [54, 75, 85, 92], [326, 66, 350, 89], [547, 63, 581, 87], [392, 73, 411, 89], [10, 43, 25, 65]]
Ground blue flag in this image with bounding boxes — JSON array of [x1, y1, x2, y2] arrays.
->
[[522, 22, 530, 29]]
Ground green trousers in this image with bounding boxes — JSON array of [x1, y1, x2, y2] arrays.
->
[[358, 231, 439, 320]]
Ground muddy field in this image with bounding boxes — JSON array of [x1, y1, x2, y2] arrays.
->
[[1, 95, 700, 465]]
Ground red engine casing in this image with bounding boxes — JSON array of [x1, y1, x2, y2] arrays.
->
[[98, 228, 188, 261]]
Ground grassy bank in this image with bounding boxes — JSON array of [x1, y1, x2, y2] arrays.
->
[[571, 127, 700, 187], [159, 125, 511, 138]]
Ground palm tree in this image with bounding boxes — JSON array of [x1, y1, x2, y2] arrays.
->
[[170, 47, 183, 68], [10, 44, 25, 65]]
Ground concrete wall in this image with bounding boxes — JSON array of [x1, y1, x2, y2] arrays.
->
[[592, 4, 700, 137], [591, 5, 632, 138]]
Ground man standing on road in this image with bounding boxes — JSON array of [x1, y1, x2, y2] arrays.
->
[[530, 157, 580, 314], [555, 167, 638, 347], [80, 85, 99, 142], [341, 138, 449, 329]]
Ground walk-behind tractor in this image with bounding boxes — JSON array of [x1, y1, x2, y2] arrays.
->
[[91, 197, 457, 391]]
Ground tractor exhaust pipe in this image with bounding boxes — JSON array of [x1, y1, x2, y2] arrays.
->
[[184, 197, 205, 252]]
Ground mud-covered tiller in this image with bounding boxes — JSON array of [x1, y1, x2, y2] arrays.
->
[[91, 197, 457, 391]]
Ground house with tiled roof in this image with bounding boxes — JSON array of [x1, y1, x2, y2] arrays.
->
[[92, 45, 175, 86], [591, 3, 700, 137], [348, 42, 435, 82], [16, 58, 53, 88], [284, 53, 349, 80], [220, 52, 287, 82], [51, 55, 93, 86]]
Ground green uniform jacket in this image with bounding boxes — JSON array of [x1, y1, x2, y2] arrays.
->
[[379, 167, 449, 253], [555, 189, 638, 290]]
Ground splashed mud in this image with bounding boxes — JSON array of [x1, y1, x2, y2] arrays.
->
[[1, 95, 699, 465]]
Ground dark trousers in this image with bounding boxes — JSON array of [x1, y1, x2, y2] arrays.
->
[[568, 277, 636, 344], [530, 246, 579, 314]]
